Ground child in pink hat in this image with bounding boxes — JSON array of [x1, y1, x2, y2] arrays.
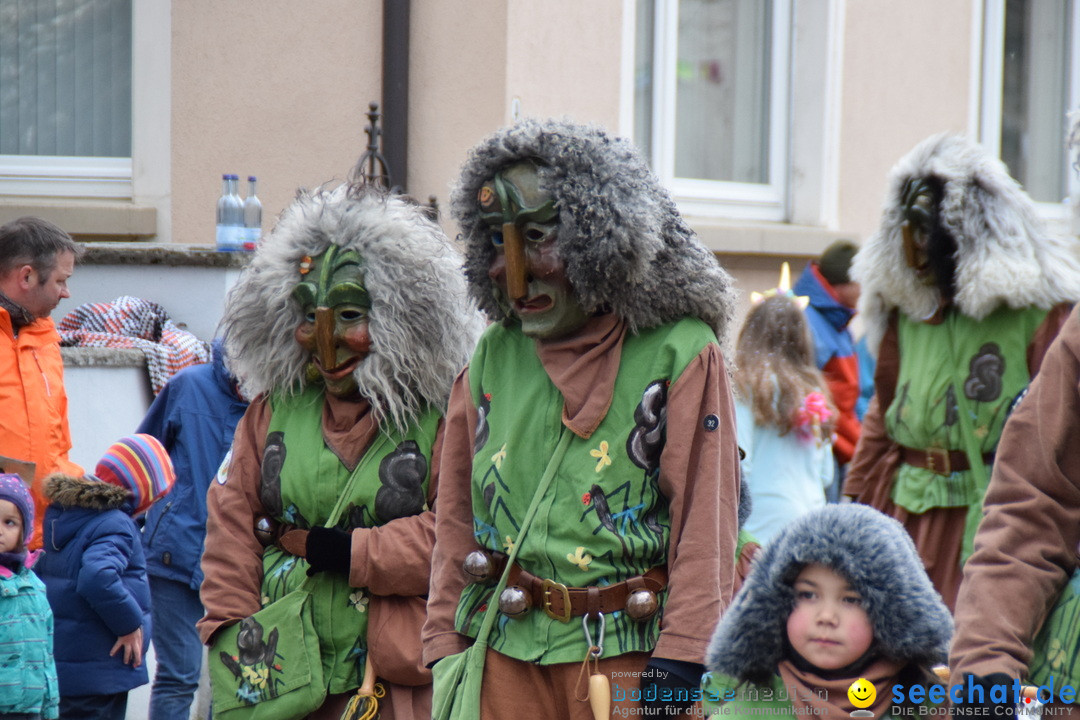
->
[[0, 472, 59, 718]]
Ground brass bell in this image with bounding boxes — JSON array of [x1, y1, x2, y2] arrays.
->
[[624, 588, 659, 621], [254, 516, 276, 547], [463, 550, 495, 582], [498, 586, 532, 618]]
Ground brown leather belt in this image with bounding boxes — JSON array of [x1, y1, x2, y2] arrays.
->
[[504, 563, 667, 622], [900, 446, 994, 476]]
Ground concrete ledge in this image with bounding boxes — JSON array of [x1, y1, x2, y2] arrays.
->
[[78, 242, 251, 268], [0, 199, 157, 239], [61, 346, 147, 368]]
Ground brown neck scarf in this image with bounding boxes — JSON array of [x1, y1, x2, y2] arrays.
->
[[533, 313, 626, 439], [321, 393, 376, 471], [777, 657, 905, 720], [0, 290, 34, 335]]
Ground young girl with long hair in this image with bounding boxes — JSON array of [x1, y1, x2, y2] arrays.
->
[[735, 270, 836, 544]]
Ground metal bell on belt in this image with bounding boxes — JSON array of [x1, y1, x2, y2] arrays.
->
[[624, 588, 659, 621], [254, 516, 276, 547], [463, 550, 496, 582], [498, 586, 531, 618]]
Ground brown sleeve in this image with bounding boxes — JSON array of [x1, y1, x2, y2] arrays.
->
[[197, 397, 270, 645], [951, 306, 1080, 680], [348, 418, 444, 596], [843, 315, 900, 507], [421, 369, 477, 666], [652, 344, 740, 664], [1027, 302, 1073, 376]]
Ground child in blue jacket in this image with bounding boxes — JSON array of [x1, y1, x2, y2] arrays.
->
[[0, 473, 59, 719], [36, 435, 175, 720]]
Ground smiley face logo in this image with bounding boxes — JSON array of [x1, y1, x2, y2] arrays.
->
[[847, 678, 876, 709]]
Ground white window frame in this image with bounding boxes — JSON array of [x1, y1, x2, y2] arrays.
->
[[978, 0, 1080, 229], [0, 156, 132, 199], [631, 0, 792, 222], [0, 0, 170, 208]]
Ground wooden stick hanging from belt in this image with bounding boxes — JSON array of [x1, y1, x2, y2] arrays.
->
[[575, 613, 610, 720]]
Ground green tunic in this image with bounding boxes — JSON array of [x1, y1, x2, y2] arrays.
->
[[887, 306, 1048, 559], [259, 387, 440, 694], [455, 317, 718, 664]]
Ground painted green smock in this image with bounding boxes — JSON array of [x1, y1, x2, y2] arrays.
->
[[259, 387, 440, 694], [887, 306, 1048, 559], [456, 318, 717, 664]]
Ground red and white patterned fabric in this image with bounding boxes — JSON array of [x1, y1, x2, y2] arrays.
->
[[58, 296, 211, 395]]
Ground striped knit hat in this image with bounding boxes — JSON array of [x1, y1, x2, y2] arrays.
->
[[94, 434, 176, 516]]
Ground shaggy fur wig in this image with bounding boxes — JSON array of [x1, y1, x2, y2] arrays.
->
[[854, 133, 1080, 352], [220, 185, 484, 435], [706, 504, 952, 684], [452, 118, 735, 345]]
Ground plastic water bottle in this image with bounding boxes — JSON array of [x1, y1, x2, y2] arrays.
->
[[242, 176, 262, 250], [216, 174, 243, 251]]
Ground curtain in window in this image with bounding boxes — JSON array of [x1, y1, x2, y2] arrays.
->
[[999, 0, 1073, 203], [0, 0, 132, 158]]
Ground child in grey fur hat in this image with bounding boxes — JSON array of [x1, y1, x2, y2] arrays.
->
[[702, 504, 952, 719]]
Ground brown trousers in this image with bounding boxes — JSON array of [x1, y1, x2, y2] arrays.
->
[[894, 505, 967, 611], [480, 649, 703, 719]]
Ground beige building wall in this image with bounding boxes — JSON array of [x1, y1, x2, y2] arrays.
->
[[410, 0, 625, 239], [169, 1, 626, 247], [171, 0, 382, 247], [835, 0, 977, 241]]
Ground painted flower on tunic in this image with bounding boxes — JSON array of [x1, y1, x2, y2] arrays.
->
[[590, 441, 612, 472], [241, 664, 269, 689], [349, 590, 369, 613], [491, 443, 507, 470], [567, 546, 593, 571]]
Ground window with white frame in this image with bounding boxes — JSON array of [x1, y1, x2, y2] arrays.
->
[[633, 0, 791, 221], [0, 0, 133, 199], [981, 0, 1080, 222]]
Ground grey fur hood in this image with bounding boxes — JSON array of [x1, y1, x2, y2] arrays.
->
[[220, 185, 484, 435], [44, 474, 129, 511], [452, 118, 735, 344], [706, 504, 952, 683], [854, 133, 1080, 352]]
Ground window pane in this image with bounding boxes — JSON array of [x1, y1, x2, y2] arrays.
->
[[1000, 0, 1072, 203], [634, 0, 656, 164], [674, 0, 771, 183], [0, 0, 132, 158]]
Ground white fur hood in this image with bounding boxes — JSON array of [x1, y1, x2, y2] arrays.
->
[[854, 133, 1080, 351]]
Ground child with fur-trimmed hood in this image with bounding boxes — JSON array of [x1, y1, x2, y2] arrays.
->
[[36, 434, 176, 719], [703, 504, 952, 719]]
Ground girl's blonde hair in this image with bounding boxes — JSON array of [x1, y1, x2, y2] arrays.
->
[[734, 295, 836, 438]]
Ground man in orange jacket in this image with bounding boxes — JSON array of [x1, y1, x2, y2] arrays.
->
[[0, 217, 84, 550]]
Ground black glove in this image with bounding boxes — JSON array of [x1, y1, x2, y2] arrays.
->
[[305, 526, 352, 576], [639, 657, 704, 716], [956, 673, 1015, 718]]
